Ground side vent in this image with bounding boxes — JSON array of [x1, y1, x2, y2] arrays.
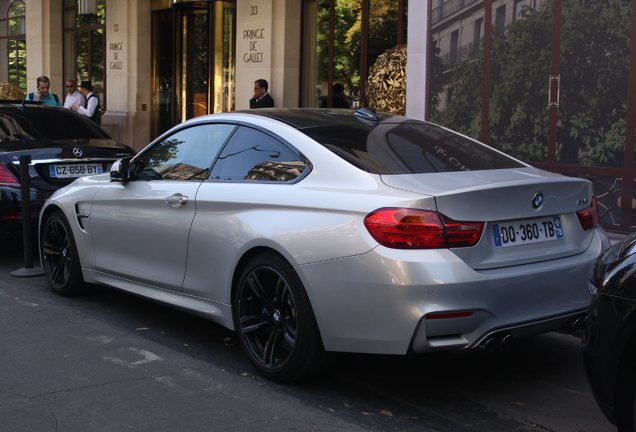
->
[[75, 204, 89, 230]]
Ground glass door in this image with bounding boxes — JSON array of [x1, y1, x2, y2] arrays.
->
[[178, 3, 209, 121], [161, 1, 235, 130]]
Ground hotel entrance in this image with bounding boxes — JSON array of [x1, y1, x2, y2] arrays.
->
[[151, 0, 236, 138]]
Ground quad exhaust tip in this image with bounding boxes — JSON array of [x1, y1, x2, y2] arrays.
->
[[479, 333, 515, 353]]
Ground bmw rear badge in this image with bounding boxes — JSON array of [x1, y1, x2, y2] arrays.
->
[[532, 193, 543, 209], [72, 148, 83, 157]]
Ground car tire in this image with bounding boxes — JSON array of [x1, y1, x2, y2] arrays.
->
[[41, 210, 85, 296], [234, 252, 332, 382], [617, 374, 636, 432], [632, 395, 636, 432], [617, 340, 636, 432]]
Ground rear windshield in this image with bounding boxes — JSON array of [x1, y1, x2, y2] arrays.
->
[[0, 108, 111, 141], [301, 121, 524, 174]]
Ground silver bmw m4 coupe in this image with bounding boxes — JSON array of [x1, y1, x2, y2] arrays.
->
[[39, 108, 609, 381]]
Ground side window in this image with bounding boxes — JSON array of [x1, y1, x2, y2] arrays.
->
[[134, 124, 236, 181], [210, 127, 307, 182]]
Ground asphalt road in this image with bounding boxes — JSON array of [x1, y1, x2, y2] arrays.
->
[[0, 235, 616, 432]]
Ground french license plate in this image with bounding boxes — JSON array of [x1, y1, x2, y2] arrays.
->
[[491, 217, 563, 248], [49, 163, 103, 179]]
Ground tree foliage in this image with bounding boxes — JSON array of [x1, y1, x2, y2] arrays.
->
[[430, 0, 632, 167]]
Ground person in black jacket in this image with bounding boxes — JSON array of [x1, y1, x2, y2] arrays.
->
[[331, 83, 350, 108], [320, 83, 351, 109], [70, 81, 101, 125], [249, 79, 275, 108]]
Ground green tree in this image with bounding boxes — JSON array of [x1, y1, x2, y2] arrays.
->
[[430, 0, 631, 167], [428, 39, 445, 114]]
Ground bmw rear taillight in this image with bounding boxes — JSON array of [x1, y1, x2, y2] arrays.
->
[[576, 196, 599, 231], [0, 164, 20, 187], [364, 208, 484, 249]]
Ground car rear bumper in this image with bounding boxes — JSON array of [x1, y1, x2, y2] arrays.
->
[[419, 309, 588, 353], [298, 228, 609, 355]]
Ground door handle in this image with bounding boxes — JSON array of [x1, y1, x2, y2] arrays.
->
[[166, 193, 188, 207]]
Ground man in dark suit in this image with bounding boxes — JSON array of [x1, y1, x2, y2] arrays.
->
[[249, 79, 275, 108], [332, 83, 350, 108]]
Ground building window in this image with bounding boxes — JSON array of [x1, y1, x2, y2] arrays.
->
[[0, 0, 27, 92], [495, 5, 506, 34], [449, 29, 459, 64], [473, 17, 483, 44], [301, 0, 407, 109], [63, 0, 106, 109]]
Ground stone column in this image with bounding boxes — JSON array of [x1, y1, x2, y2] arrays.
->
[[235, 0, 300, 110], [103, 0, 151, 150], [405, 0, 428, 121]]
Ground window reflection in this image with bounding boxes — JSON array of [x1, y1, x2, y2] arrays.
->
[[245, 161, 307, 182], [304, 121, 523, 174], [210, 127, 306, 182], [135, 124, 235, 181], [302, 0, 406, 109]]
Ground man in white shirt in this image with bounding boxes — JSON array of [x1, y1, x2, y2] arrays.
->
[[70, 81, 101, 124], [63, 80, 85, 110]]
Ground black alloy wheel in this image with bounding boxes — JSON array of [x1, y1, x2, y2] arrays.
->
[[612, 328, 636, 432], [234, 253, 331, 382], [616, 367, 636, 432], [617, 345, 636, 432], [41, 211, 84, 296]]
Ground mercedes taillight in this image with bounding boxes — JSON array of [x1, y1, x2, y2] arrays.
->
[[0, 164, 19, 188]]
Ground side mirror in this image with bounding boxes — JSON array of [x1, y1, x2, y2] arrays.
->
[[110, 157, 132, 182]]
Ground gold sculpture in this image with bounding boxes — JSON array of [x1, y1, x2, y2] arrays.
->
[[366, 45, 407, 116], [0, 82, 25, 100]]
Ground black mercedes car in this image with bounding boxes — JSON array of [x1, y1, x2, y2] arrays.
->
[[0, 102, 134, 236], [583, 231, 636, 432]]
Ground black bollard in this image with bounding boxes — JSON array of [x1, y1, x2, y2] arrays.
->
[[11, 154, 44, 277]]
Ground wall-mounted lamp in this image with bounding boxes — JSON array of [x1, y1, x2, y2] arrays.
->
[[79, 0, 97, 15]]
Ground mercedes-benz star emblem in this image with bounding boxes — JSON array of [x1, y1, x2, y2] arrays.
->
[[532, 192, 544, 209], [72, 148, 83, 157]]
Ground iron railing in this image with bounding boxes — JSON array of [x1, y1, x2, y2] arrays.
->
[[432, 0, 480, 25], [441, 40, 483, 69]]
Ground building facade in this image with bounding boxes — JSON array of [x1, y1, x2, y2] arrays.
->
[[1, 0, 635, 232], [0, 0, 410, 150]]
